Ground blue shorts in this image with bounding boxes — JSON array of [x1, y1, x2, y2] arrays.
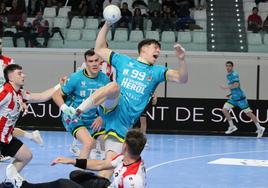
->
[[61, 115, 105, 139]]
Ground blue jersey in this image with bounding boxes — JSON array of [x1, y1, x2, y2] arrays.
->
[[62, 69, 110, 121], [103, 52, 167, 140], [227, 70, 245, 100]]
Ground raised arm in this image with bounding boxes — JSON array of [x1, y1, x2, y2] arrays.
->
[[51, 157, 114, 171], [166, 44, 188, 83], [27, 84, 60, 103], [94, 22, 113, 62]]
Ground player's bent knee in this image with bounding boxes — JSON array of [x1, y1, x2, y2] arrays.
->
[[108, 82, 120, 95]]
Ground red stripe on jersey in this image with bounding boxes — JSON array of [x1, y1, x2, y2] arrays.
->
[[0, 55, 13, 65], [123, 158, 142, 178], [0, 89, 9, 101], [0, 116, 8, 142]]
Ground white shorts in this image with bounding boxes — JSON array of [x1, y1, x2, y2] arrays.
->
[[104, 136, 123, 154]]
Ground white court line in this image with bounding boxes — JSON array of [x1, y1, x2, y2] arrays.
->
[[147, 150, 268, 172]]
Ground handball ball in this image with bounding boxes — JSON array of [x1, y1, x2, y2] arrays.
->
[[103, 5, 121, 24]]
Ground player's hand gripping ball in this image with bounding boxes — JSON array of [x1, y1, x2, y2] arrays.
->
[[103, 5, 121, 25]]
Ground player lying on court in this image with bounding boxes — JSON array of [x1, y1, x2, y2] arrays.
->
[[3, 129, 147, 188]]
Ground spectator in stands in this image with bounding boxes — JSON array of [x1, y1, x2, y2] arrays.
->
[[0, 2, 8, 36], [194, 0, 206, 10], [12, 12, 32, 47], [6, 0, 24, 27], [111, 2, 132, 40], [162, 0, 176, 12], [132, 0, 148, 10], [147, 0, 161, 16], [160, 5, 175, 32], [103, 0, 121, 9], [28, 0, 46, 16], [132, 8, 144, 31], [31, 11, 50, 47], [175, 3, 201, 31], [263, 15, 268, 33], [68, 0, 91, 23], [150, 10, 161, 30], [247, 7, 262, 33], [255, 0, 268, 5], [46, 0, 65, 15]]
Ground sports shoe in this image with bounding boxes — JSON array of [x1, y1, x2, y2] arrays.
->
[[31, 130, 44, 146], [69, 144, 80, 157], [225, 126, 238, 134], [6, 164, 24, 188], [0, 155, 11, 162], [256, 126, 265, 138]]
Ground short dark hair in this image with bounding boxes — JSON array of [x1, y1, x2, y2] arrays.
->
[[84, 49, 95, 61], [125, 129, 147, 156], [4, 64, 22, 82], [138, 39, 161, 54], [226, 61, 234, 66], [252, 7, 258, 11]]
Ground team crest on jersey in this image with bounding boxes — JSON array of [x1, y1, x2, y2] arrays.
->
[[147, 76, 152, 81], [128, 62, 134, 67], [81, 81, 86, 87]]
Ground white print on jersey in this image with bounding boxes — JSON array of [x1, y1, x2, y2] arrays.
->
[[0, 83, 30, 143], [110, 155, 146, 188]]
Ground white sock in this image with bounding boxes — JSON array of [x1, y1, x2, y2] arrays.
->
[[24, 132, 33, 139], [228, 120, 235, 127], [77, 97, 95, 112], [255, 122, 262, 129]]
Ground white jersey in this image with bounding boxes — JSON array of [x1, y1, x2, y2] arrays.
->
[[0, 83, 30, 143], [109, 154, 146, 188], [0, 55, 14, 86], [80, 61, 116, 81]]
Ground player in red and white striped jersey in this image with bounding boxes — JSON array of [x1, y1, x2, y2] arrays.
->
[[1, 64, 62, 184], [0, 39, 43, 162]]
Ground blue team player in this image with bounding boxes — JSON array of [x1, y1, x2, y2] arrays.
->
[[220, 61, 265, 138], [65, 21, 188, 179], [52, 49, 110, 159]]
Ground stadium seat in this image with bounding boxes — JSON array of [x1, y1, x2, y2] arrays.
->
[[53, 17, 68, 29], [177, 32, 191, 43], [243, 2, 256, 12], [161, 31, 176, 43], [247, 33, 262, 45], [264, 34, 268, 45], [43, 7, 56, 18], [58, 7, 71, 18], [258, 2, 268, 12], [66, 29, 81, 40], [70, 17, 84, 29], [193, 10, 207, 20], [129, 30, 144, 42], [45, 18, 53, 28], [193, 32, 207, 43], [145, 30, 160, 40], [85, 18, 99, 29], [113, 29, 128, 41], [81, 29, 97, 41]]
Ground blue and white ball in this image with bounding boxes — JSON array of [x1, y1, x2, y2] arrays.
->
[[103, 5, 121, 24]]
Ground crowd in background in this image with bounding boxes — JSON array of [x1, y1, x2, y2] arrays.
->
[[0, 0, 206, 47]]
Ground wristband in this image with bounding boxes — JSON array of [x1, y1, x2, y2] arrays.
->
[[74, 159, 87, 169], [60, 104, 68, 112]]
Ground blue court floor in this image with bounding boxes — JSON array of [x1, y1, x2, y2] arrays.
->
[[1, 131, 268, 188]]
